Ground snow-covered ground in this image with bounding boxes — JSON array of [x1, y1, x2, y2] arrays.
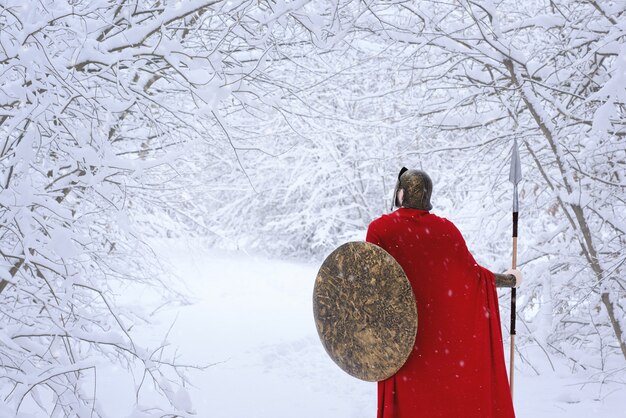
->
[[103, 239, 624, 417]]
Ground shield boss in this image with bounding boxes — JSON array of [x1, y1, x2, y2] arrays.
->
[[313, 241, 417, 382]]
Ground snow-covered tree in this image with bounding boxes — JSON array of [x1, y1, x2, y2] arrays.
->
[[0, 0, 330, 414]]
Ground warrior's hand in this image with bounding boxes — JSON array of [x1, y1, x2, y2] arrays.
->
[[504, 268, 523, 288], [494, 269, 523, 288]]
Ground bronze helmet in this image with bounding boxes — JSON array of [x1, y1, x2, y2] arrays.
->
[[391, 167, 433, 211]]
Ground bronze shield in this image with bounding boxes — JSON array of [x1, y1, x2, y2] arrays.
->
[[313, 241, 418, 382]]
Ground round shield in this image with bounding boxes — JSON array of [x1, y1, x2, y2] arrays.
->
[[313, 241, 418, 382]]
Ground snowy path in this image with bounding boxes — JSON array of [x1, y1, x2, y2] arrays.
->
[[156, 243, 372, 418], [105, 240, 623, 417]]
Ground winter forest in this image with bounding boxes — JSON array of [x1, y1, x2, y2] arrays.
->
[[0, 0, 624, 417]]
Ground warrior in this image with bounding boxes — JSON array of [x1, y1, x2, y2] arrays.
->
[[366, 168, 521, 418]]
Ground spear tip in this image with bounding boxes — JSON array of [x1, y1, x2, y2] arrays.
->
[[509, 138, 522, 185]]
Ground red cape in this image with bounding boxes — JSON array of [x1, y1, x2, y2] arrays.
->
[[366, 208, 515, 418]]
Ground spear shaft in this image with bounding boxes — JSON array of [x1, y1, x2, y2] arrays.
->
[[510, 210, 518, 397]]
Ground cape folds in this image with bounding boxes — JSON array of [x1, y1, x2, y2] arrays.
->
[[366, 208, 515, 418]]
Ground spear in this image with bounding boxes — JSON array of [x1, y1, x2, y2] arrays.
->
[[508, 138, 522, 398]]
